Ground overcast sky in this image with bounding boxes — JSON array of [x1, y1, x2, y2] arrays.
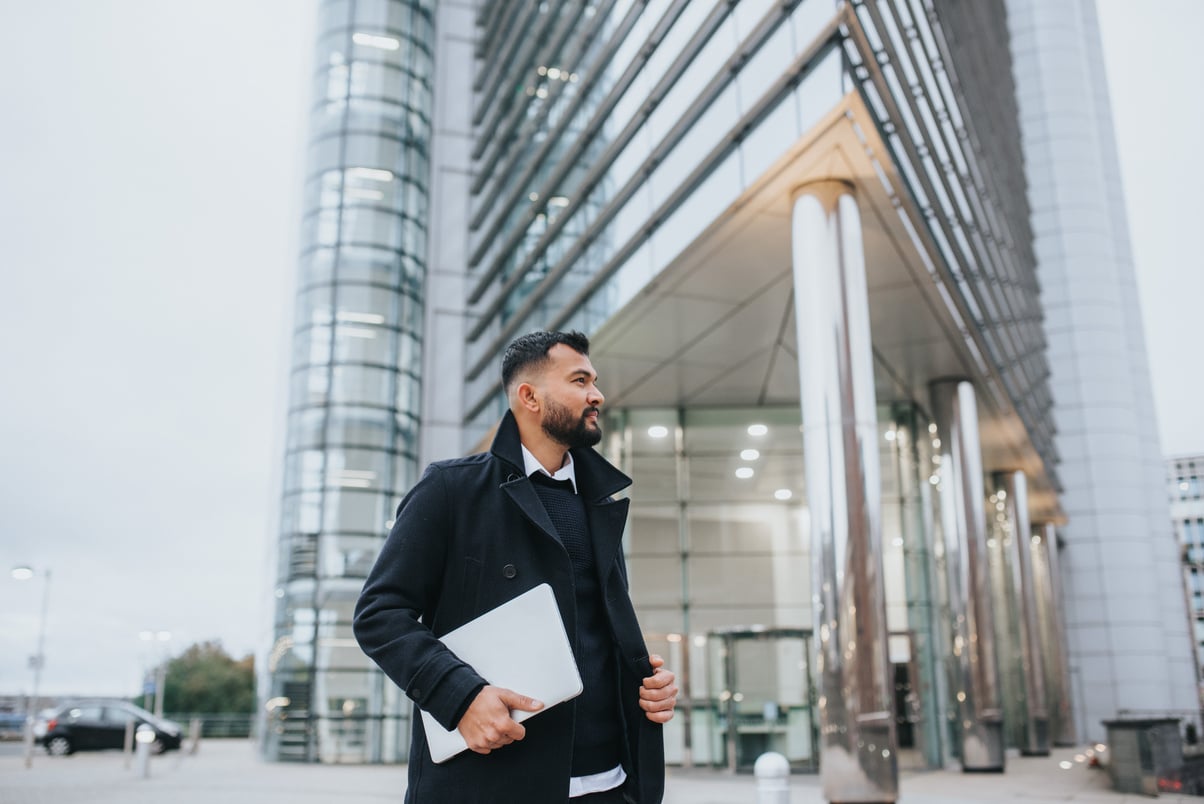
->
[[0, 1, 1199, 699]]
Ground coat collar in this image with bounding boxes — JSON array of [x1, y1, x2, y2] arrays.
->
[[490, 410, 632, 503]]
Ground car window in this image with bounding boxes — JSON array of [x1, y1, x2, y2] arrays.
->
[[103, 707, 136, 724], [68, 706, 104, 722]]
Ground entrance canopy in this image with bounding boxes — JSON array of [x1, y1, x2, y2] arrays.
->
[[589, 93, 1060, 521]]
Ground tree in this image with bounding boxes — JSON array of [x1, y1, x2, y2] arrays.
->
[[159, 640, 255, 714]]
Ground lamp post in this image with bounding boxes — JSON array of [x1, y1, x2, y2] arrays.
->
[[11, 565, 51, 770], [139, 630, 172, 717]]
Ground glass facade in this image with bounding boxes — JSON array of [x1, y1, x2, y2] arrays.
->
[[602, 404, 950, 771], [265, 0, 435, 763], [1170, 456, 1204, 699]]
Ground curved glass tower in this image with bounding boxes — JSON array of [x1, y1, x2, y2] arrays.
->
[[264, 0, 434, 763]]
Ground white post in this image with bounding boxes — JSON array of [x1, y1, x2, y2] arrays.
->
[[135, 724, 155, 778], [755, 751, 790, 804], [124, 719, 135, 769]]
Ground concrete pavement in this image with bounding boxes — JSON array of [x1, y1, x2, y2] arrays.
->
[[0, 739, 1193, 803]]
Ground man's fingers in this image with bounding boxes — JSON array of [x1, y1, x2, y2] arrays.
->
[[497, 688, 545, 713], [642, 666, 676, 689]]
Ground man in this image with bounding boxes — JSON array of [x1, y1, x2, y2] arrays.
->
[[354, 330, 677, 803]]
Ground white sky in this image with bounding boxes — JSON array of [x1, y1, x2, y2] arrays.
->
[[0, 1, 1199, 698]]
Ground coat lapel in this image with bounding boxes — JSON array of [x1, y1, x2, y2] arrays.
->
[[587, 496, 629, 585], [501, 476, 562, 546], [489, 409, 634, 562]]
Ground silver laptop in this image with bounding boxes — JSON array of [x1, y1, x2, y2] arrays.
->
[[420, 583, 583, 763]]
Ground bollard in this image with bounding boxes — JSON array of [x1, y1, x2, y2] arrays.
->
[[754, 751, 790, 804], [135, 723, 155, 779], [123, 720, 135, 770], [189, 717, 202, 755]]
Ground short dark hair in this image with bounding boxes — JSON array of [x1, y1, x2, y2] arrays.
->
[[502, 330, 590, 392]]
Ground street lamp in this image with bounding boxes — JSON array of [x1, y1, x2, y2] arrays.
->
[[139, 630, 172, 717], [11, 565, 51, 770]]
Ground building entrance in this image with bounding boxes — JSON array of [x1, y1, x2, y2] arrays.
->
[[707, 627, 817, 772]]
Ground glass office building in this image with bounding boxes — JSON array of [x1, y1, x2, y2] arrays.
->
[[263, 0, 1196, 792], [1170, 455, 1204, 705]]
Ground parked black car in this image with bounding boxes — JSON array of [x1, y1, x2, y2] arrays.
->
[[38, 700, 182, 756]]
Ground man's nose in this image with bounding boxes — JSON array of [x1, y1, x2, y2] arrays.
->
[[589, 385, 604, 406]]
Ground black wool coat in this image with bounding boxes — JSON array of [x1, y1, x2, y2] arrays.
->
[[353, 411, 665, 804]]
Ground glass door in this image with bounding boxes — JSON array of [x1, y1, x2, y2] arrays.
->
[[708, 627, 817, 771]]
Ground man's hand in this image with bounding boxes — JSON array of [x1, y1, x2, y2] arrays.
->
[[639, 654, 678, 724], [456, 685, 544, 754]]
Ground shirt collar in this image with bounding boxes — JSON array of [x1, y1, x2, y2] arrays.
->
[[520, 443, 578, 494]]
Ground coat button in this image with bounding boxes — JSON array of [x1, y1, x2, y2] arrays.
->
[[502, 564, 517, 579], [411, 687, 421, 699]]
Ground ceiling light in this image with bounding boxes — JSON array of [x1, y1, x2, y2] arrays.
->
[[735, 467, 754, 479], [647, 425, 669, 439], [352, 32, 400, 50], [740, 449, 760, 461], [348, 167, 394, 182], [747, 424, 768, 437], [336, 312, 385, 324], [774, 489, 792, 501]]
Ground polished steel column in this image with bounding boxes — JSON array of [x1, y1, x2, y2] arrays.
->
[[996, 471, 1050, 755], [1033, 522, 1076, 746], [792, 181, 897, 803], [930, 380, 1005, 771]]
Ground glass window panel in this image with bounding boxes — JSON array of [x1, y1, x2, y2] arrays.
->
[[348, 60, 405, 99], [324, 489, 391, 533], [340, 207, 404, 249], [280, 491, 323, 535], [291, 364, 331, 407], [735, 16, 792, 116], [741, 93, 798, 185], [288, 408, 327, 451], [330, 364, 395, 406], [629, 508, 681, 556], [292, 325, 332, 369], [629, 556, 683, 607], [285, 449, 326, 493], [326, 406, 392, 447]]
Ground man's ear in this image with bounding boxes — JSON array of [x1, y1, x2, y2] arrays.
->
[[515, 381, 541, 413]]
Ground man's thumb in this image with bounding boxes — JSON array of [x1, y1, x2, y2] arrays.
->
[[498, 689, 544, 712]]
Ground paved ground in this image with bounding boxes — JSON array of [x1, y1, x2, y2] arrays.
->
[[0, 739, 1195, 803]]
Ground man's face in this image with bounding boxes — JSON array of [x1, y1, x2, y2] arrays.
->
[[538, 344, 604, 449]]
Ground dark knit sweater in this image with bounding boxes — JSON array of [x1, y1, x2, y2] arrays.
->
[[529, 472, 622, 777]]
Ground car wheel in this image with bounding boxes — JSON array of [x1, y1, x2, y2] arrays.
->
[[46, 736, 72, 756]]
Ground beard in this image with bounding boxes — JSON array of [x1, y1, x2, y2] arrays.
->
[[542, 397, 602, 449]]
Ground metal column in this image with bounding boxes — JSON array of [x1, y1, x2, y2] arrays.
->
[[996, 471, 1050, 755], [792, 181, 897, 802], [1033, 522, 1076, 746], [930, 380, 1004, 771]]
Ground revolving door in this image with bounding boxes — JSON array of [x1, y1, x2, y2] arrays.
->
[[707, 627, 818, 772]]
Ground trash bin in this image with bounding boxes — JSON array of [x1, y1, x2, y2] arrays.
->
[[1102, 718, 1183, 795]]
